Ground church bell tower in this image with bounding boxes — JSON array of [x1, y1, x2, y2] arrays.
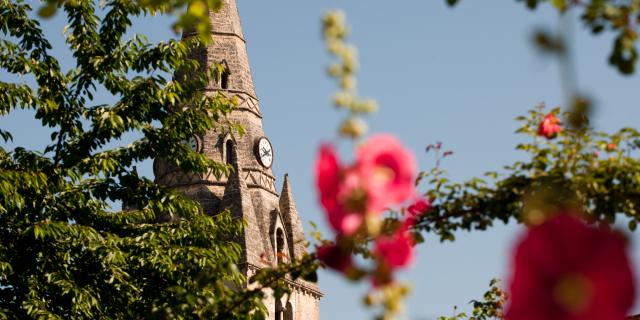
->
[[153, 1, 322, 319]]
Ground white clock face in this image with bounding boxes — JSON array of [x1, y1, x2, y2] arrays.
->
[[256, 137, 273, 168]]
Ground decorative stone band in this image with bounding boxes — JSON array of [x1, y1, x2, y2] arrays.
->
[[205, 89, 262, 118], [242, 263, 324, 300], [242, 167, 277, 195], [183, 31, 246, 43], [156, 166, 278, 195]]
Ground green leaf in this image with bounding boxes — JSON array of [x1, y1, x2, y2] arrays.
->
[[38, 3, 57, 18]]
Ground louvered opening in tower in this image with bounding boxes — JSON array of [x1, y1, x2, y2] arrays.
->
[[221, 71, 229, 89], [276, 228, 285, 265], [225, 140, 234, 165]]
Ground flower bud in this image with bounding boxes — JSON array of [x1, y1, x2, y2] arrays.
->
[[339, 117, 367, 139], [332, 92, 353, 108], [340, 75, 356, 91], [327, 64, 342, 77]]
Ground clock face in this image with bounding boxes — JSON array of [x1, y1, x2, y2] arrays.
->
[[255, 137, 273, 168], [186, 136, 198, 152]]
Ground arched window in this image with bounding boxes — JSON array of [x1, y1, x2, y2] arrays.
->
[[217, 60, 231, 90], [221, 70, 230, 89], [225, 140, 234, 165], [276, 228, 285, 265]]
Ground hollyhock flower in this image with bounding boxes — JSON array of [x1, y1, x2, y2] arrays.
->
[[407, 198, 431, 217], [316, 242, 352, 273], [315, 145, 364, 235], [315, 144, 341, 198], [315, 135, 417, 235], [506, 214, 635, 320], [538, 112, 562, 139], [357, 134, 417, 212], [375, 232, 413, 269], [374, 218, 415, 269]]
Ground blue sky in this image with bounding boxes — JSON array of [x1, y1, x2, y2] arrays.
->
[[2, 1, 640, 319]]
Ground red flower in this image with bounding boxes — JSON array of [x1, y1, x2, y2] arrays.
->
[[506, 214, 635, 320], [357, 134, 416, 212], [374, 218, 415, 269], [316, 242, 352, 273], [538, 112, 562, 139], [606, 143, 617, 152], [408, 198, 431, 217]]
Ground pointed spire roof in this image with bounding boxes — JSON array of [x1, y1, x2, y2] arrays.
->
[[209, 0, 245, 40], [279, 174, 307, 260], [279, 174, 298, 213]]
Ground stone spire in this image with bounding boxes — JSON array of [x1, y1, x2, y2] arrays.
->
[[183, 0, 258, 103], [205, 0, 257, 98], [156, 0, 278, 204], [155, 2, 323, 317], [279, 174, 307, 261]]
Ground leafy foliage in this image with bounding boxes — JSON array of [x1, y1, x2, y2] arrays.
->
[[0, 0, 278, 318], [438, 279, 507, 320], [35, 0, 223, 43], [446, 0, 640, 75], [415, 105, 640, 242]]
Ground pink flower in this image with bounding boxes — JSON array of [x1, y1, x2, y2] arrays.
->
[[315, 145, 364, 235], [315, 135, 417, 235], [538, 112, 562, 139], [374, 218, 415, 269], [375, 233, 413, 269], [357, 134, 416, 212], [316, 242, 352, 273], [408, 198, 431, 217], [315, 145, 341, 197], [506, 214, 635, 320]]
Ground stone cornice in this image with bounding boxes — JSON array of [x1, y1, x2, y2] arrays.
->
[[156, 167, 278, 196], [241, 263, 324, 299], [204, 89, 262, 118]]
